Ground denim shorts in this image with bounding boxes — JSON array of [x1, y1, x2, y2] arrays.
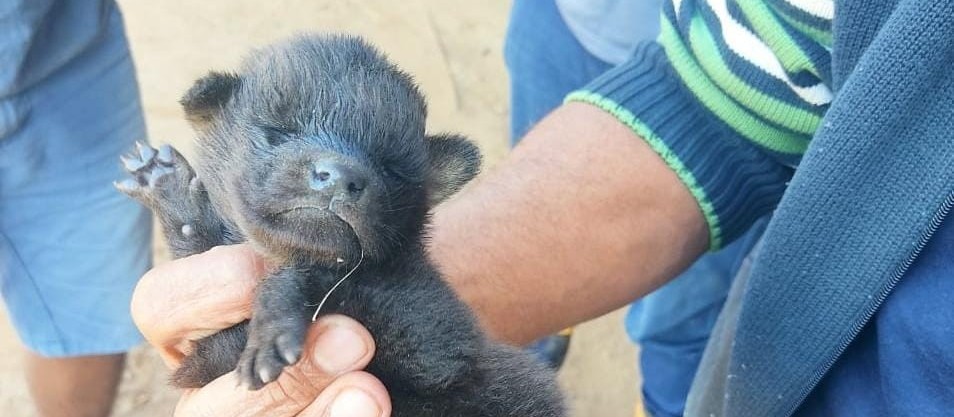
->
[[0, 3, 151, 357]]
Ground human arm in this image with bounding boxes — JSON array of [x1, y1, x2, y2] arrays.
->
[[430, 101, 709, 344]]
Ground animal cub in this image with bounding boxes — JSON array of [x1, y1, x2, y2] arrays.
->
[[118, 34, 565, 416]]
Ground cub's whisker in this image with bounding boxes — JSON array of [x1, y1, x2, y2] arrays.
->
[[309, 244, 364, 321]]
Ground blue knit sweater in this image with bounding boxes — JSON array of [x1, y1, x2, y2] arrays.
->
[[570, 0, 954, 415]]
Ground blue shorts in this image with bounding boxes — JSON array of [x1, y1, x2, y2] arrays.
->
[[0, 3, 151, 357]]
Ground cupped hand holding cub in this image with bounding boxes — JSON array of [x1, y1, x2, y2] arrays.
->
[[131, 244, 390, 417]]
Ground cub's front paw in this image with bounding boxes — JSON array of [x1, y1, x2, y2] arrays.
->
[[236, 318, 307, 390]]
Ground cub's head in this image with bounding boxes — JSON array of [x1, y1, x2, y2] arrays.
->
[[181, 34, 480, 264]]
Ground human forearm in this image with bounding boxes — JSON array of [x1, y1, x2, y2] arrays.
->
[[429, 102, 709, 345]]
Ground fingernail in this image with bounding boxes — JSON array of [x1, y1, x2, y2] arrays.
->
[[313, 323, 367, 374], [329, 389, 381, 417]]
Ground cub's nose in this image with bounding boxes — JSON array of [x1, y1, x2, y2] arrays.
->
[[310, 160, 367, 201]]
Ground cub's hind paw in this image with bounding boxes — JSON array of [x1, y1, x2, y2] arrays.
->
[[115, 142, 198, 207], [116, 141, 228, 258]]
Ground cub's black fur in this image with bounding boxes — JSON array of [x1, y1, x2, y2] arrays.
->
[[117, 34, 565, 416]]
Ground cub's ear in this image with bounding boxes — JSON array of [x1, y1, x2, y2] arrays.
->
[[180, 71, 240, 130], [425, 133, 482, 206]]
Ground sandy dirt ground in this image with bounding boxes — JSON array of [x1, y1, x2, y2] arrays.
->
[[0, 1, 641, 415]]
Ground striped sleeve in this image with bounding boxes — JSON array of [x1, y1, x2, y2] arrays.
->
[[566, 0, 833, 249]]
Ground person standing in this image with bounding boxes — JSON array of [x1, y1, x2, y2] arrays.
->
[[0, 2, 151, 416]]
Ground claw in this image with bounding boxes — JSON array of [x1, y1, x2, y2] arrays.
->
[[136, 141, 156, 161], [157, 144, 175, 164], [276, 333, 303, 365], [280, 346, 300, 365], [113, 179, 140, 193], [258, 368, 276, 386]]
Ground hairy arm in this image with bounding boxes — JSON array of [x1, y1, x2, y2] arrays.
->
[[430, 102, 708, 344]]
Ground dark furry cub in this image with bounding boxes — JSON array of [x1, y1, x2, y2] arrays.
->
[[117, 34, 565, 416]]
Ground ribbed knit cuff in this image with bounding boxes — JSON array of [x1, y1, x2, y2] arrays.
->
[[567, 43, 793, 250]]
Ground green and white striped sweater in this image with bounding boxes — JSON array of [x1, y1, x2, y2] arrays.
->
[[570, 1, 954, 415], [569, 0, 837, 248]]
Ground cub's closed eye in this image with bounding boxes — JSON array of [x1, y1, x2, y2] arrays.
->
[[260, 125, 293, 146]]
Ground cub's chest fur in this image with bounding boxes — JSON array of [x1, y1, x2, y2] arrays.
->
[[118, 34, 564, 417]]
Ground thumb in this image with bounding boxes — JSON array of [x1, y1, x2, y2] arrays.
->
[[297, 372, 392, 417], [175, 315, 380, 417]]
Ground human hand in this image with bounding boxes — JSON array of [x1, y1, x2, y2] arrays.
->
[[131, 244, 391, 417]]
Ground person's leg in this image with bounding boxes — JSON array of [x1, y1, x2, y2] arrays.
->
[[0, 3, 150, 416], [24, 353, 126, 417]]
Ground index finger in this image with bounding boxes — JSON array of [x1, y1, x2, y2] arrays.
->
[[131, 244, 268, 365]]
